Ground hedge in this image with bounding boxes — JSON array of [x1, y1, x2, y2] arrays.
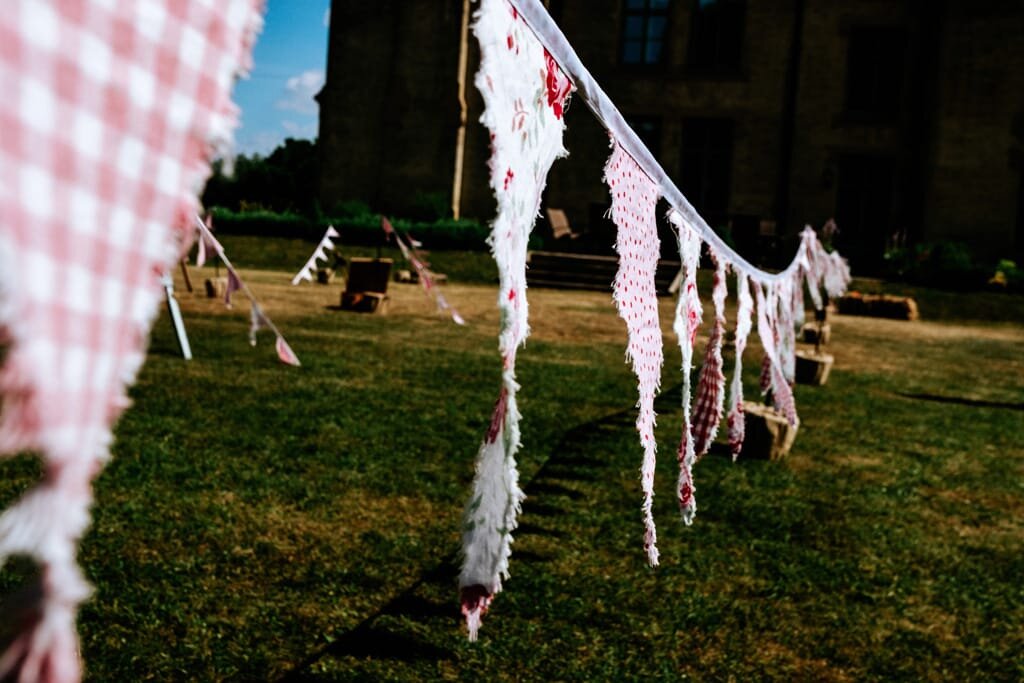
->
[[208, 208, 501, 251]]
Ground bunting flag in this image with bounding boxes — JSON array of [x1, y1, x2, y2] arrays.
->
[[755, 283, 798, 425], [691, 254, 728, 458], [463, 0, 853, 632], [275, 336, 301, 367], [382, 216, 466, 325], [458, 0, 573, 641], [224, 269, 242, 307], [195, 216, 301, 368], [195, 215, 218, 268], [727, 273, 755, 459], [0, 1, 263, 679], [671, 213, 703, 525], [605, 142, 663, 567], [249, 303, 270, 346], [291, 226, 340, 285]]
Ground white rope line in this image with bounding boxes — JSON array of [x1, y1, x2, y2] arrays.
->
[[509, 0, 805, 284]]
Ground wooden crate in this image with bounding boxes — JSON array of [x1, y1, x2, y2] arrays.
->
[[738, 402, 800, 461]]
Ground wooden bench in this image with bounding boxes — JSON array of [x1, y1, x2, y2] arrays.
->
[[526, 251, 681, 294]]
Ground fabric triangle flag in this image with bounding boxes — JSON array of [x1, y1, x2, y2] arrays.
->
[[275, 335, 301, 367], [196, 229, 207, 267], [224, 268, 242, 307], [249, 303, 271, 346], [290, 266, 314, 286]]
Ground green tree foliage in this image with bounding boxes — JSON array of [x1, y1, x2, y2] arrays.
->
[[202, 138, 320, 216]]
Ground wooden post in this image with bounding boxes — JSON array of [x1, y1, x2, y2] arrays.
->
[[179, 258, 193, 293], [450, 0, 471, 220]]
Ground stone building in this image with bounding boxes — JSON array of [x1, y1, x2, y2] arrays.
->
[[318, 0, 1024, 271]]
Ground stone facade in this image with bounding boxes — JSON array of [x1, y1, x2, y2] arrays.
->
[[319, 0, 1024, 269]]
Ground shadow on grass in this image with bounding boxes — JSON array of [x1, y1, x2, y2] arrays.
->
[[897, 392, 1024, 411], [526, 481, 586, 500], [280, 625, 452, 683], [276, 388, 682, 681]]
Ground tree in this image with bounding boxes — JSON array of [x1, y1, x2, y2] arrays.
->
[[202, 138, 320, 216]]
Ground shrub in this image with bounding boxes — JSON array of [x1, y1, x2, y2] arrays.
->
[[883, 241, 987, 290]]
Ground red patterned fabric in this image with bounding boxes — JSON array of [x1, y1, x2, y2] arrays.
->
[[691, 258, 728, 457], [0, 2, 262, 679]]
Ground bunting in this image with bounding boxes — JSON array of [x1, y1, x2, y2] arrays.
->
[[672, 213, 703, 525], [462, 0, 853, 639], [195, 215, 219, 268], [457, 0, 573, 641], [195, 216, 301, 367], [0, 1, 263, 680], [605, 142, 663, 567], [727, 273, 755, 459], [382, 216, 466, 325], [291, 226, 340, 285], [691, 254, 728, 458]]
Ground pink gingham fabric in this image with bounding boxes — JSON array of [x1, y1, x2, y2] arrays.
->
[[0, 2, 262, 680], [606, 141, 663, 567]]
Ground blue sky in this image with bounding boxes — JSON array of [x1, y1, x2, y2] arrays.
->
[[233, 0, 331, 157]]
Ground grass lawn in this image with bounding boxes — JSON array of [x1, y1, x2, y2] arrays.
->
[[1, 240, 1022, 681]]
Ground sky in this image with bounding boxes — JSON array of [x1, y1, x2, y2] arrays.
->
[[232, 0, 331, 157]]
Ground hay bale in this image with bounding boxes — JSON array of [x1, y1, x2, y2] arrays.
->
[[316, 267, 335, 284], [204, 277, 226, 298], [837, 292, 918, 320]]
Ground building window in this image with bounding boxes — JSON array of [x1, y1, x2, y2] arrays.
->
[[621, 0, 670, 66], [687, 0, 745, 71], [680, 118, 734, 225], [844, 28, 906, 120], [626, 116, 663, 160]]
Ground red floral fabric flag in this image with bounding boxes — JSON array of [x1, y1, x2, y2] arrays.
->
[[458, 0, 572, 641]]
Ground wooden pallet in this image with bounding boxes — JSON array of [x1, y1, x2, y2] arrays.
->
[[526, 251, 681, 294]]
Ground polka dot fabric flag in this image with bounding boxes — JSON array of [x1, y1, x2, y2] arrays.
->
[[605, 141, 663, 567]]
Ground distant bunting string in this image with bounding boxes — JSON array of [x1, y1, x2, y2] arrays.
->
[[291, 226, 340, 285], [194, 216, 301, 367], [381, 217, 466, 325], [461, 0, 852, 641]]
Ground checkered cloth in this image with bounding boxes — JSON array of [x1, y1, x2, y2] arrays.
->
[[0, 2, 261, 680], [690, 258, 728, 458]]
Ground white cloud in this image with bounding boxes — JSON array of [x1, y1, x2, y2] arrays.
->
[[323, 8, 330, 27], [281, 119, 318, 139], [276, 69, 324, 115], [235, 130, 283, 157]]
